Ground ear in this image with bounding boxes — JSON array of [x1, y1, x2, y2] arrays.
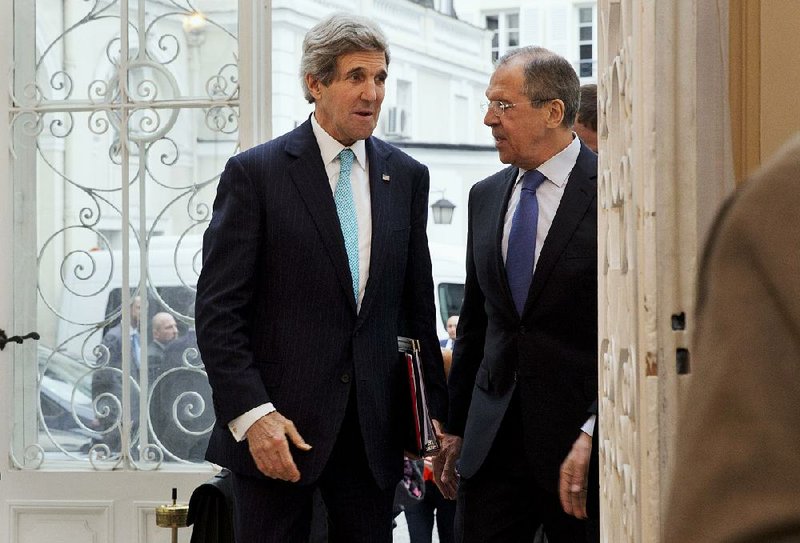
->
[[305, 73, 323, 101], [545, 99, 566, 128]]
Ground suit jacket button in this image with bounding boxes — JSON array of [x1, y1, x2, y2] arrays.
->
[[340, 373, 351, 383], [519, 325, 526, 335]]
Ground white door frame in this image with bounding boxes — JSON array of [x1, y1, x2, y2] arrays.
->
[[0, 2, 271, 542]]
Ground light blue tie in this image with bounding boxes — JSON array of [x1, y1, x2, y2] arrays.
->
[[335, 148, 359, 304], [131, 330, 141, 368], [506, 169, 547, 315]]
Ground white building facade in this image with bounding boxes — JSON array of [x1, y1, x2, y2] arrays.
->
[[455, 0, 598, 83]]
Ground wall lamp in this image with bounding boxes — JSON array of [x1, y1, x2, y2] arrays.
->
[[430, 190, 456, 225]]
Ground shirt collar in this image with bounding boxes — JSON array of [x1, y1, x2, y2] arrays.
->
[[310, 113, 367, 170], [518, 134, 581, 188]]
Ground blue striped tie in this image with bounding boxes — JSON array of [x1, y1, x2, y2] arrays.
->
[[335, 148, 359, 304], [506, 169, 546, 315]]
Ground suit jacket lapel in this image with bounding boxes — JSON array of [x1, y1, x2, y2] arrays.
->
[[526, 147, 597, 309], [356, 137, 392, 322], [494, 167, 521, 316], [285, 120, 357, 312]]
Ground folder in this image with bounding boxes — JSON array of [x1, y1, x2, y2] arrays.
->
[[398, 336, 440, 457]]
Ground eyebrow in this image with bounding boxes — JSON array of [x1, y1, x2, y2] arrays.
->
[[344, 67, 388, 78]]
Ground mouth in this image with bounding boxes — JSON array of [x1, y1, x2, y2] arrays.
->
[[354, 110, 375, 118]]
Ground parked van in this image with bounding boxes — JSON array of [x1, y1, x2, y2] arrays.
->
[[428, 241, 466, 340], [56, 235, 201, 358]]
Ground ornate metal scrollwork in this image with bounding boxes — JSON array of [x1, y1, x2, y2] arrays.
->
[[11, 0, 239, 470]]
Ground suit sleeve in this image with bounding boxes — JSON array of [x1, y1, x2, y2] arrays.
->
[[665, 147, 800, 542], [195, 155, 270, 425], [92, 329, 123, 406], [399, 163, 448, 423], [446, 183, 488, 436]]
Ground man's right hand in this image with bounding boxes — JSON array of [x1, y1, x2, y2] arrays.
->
[[245, 411, 312, 482], [432, 433, 462, 500]]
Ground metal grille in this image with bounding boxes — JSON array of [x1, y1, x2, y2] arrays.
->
[[10, 0, 239, 470]]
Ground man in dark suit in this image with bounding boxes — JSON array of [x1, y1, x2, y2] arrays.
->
[[153, 321, 214, 462], [195, 13, 447, 543], [575, 84, 598, 153], [434, 46, 599, 542], [440, 314, 458, 350], [91, 295, 142, 452], [147, 311, 177, 375]]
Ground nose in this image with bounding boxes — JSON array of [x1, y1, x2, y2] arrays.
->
[[484, 109, 498, 127], [361, 81, 378, 102]]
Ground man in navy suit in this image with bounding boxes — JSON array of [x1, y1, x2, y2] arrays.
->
[[434, 46, 599, 542], [91, 295, 142, 452], [195, 13, 447, 543]]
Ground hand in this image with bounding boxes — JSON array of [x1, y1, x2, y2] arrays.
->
[[245, 410, 312, 482], [558, 431, 592, 519], [432, 432, 462, 500]]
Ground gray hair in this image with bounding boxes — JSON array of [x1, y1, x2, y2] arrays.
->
[[300, 13, 390, 103], [497, 46, 580, 128]]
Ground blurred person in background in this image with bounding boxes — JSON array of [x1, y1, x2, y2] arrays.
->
[[666, 134, 800, 543]]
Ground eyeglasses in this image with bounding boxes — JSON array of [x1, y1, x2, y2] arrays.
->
[[480, 98, 558, 117]]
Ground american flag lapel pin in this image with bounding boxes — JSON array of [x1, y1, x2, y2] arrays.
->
[[382, 173, 390, 184]]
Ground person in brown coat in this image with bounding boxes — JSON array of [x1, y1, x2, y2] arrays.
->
[[666, 132, 800, 542]]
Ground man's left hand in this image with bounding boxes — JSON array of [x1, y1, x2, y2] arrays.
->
[[559, 431, 592, 519]]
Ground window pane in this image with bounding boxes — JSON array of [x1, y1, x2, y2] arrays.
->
[[438, 283, 465, 329], [580, 44, 593, 60], [508, 32, 519, 47], [580, 61, 593, 77], [15, 0, 239, 468], [580, 26, 593, 41], [486, 15, 498, 30], [580, 7, 593, 23], [506, 13, 519, 30]]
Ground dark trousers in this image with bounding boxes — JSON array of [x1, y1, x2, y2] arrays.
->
[[405, 479, 456, 543], [230, 390, 395, 543], [455, 394, 595, 543]]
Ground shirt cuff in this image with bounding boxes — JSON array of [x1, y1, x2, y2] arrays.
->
[[228, 402, 276, 442], [580, 415, 596, 437]]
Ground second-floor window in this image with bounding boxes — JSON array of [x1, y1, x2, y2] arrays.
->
[[578, 6, 595, 78], [386, 79, 411, 138], [486, 11, 519, 63]]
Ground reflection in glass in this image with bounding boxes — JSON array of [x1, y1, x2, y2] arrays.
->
[[13, 0, 240, 469]]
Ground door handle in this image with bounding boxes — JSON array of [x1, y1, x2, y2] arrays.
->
[[0, 328, 40, 350]]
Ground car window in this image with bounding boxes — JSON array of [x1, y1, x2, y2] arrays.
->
[[438, 282, 464, 328]]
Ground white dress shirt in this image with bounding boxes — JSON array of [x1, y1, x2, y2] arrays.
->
[[501, 135, 580, 269], [228, 114, 374, 442], [312, 113, 372, 310]]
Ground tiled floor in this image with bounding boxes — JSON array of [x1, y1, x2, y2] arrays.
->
[[393, 512, 440, 543]]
